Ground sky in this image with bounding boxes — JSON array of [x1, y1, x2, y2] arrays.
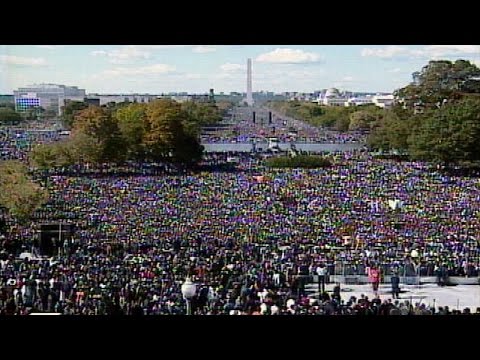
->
[[1, 45, 479, 94]]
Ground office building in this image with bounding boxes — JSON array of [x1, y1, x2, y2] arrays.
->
[[14, 84, 86, 116]]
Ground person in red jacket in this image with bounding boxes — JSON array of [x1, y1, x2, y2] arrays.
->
[[368, 266, 381, 297]]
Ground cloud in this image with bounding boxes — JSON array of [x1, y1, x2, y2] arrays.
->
[[90, 45, 151, 64], [425, 45, 480, 56], [256, 48, 322, 63], [342, 76, 355, 82], [100, 64, 176, 77], [361, 46, 418, 59], [388, 68, 402, 73], [35, 45, 63, 50], [91, 50, 107, 56], [0, 55, 47, 66], [192, 46, 217, 53], [220, 63, 244, 72], [361, 45, 480, 60]]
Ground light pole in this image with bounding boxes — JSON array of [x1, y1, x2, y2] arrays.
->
[[181, 277, 197, 315]]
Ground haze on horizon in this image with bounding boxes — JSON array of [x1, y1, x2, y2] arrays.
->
[[1, 45, 479, 94]]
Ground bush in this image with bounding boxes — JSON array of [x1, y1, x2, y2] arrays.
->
[[265, 155, 332, 169]]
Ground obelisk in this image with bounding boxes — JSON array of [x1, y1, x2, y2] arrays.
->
[[246, 58, 254, 106]]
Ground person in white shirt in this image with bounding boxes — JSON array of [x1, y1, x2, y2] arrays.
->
[[316, 264, 327, 295], [271, 304, 279, 315]]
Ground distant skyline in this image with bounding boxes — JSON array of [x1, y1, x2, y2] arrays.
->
[[1, 45, 479, 94]]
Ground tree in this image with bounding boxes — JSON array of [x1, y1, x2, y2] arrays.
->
[[72, 106, 126, 163], [61, 101, 89, 129], [408, 97, 480, 164], [30, 143, 58, 170], [0, 160, 48, 223], [143, 100, 203, 164], [115, 103, 147, 160], [181, 101, 222, 137], [349, 110, 377, 131], [0, 107, 22, 125], [396, 59, 480, 109]]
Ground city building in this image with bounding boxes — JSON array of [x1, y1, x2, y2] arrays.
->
[[313, 88, 394, 108], [85, 94, 158, 106], [0, 95, 14, 105], [14, 84, 85, 116], [372, 94, 395, 109]]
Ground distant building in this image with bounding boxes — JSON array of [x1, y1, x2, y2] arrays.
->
[[345, 96, 374, 107], [372, 94, 395, 109], [85, 94, 158, 106], [14, 84, 85, 116], [0, 95, 14, 105], [313, 88, 393, 108]]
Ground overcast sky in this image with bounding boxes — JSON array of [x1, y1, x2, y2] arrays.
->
[[1, 45, 479, 94]]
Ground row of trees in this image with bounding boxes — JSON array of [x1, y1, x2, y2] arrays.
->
[[368, 60, 480, 164], [31, 99, 227, 169], [266, 100, 386, 132], [0, 107, 23, 125], [268, 59, 480, 165]]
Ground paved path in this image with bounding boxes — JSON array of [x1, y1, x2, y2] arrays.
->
[[305, 282, 480, 311]]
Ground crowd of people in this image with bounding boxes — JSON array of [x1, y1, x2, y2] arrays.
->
[[1, 147, 480, 315], [201, 109, 366, 144], [1, 112, 480, 315], [0, 124, 65, 162]]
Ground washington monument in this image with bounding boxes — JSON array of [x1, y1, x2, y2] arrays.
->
[[245, 58, 254, 106]]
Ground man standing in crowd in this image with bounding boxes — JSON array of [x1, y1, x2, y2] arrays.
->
[[391, 271, 400, 299], [316, 263, 327, 296]]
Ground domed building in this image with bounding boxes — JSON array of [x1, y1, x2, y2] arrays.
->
[[324, 88, 341, 98], [320, 88, 346, 106]]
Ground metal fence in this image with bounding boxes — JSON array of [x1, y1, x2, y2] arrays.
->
[[322, 261, 479, 285]]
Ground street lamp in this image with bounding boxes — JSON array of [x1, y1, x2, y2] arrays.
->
[[181, 277, 197, 315]]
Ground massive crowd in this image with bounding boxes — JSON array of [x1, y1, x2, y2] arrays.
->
[[1, 114, 480, 315], [1, 147, 480, 315], [201, 109, 366, 144]]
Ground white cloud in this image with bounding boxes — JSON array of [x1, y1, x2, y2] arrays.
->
[[388, 68, 402, 73], [192, 46, 217, 53], [101, 64, 176, 77], [0, 55, 47, 66], [342, 76, 354, 81], [220, 63, 244, 72], [361, 46, 418, 59], [256, 48, 322, 63], [362, 45, 480, 59], [90, 45, 151, 64], [425, 45, 480, 56], [35, 45, 63, 50], [91, 50, 107, 56]]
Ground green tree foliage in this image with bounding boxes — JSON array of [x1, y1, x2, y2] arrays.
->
[[61, 101, 89, 129], [395, 60, 480, 109], [266, 101, 357, 130], [30, 99, 206, 168], [0, 160, 48, 222], [408, 97, 480, 164], [181, 101, 222, 137], [115, 103, 147, 160], [349, 107, 384, 131], [367, 107, 419, 151], [144, 100, 203, 164], [72, 106, 126, 163], [0, 107, 22, 125]]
